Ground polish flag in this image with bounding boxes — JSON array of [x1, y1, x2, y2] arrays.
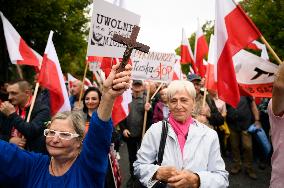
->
[[194, 21, 209, 77], [180, 28, 197, 72], [112, 88, 132, 126], [205, 34, 217, 92], [0, 12, 39, 67], [215, 0, 261, 107], [38, 31, 71, 115], [172, 56, 183, 80]]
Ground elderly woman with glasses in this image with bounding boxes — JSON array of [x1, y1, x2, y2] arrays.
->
[[0, 62, 132, 188], [134, 80, 229, 188]]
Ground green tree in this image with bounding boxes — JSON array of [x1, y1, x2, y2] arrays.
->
[[0, 0, 90, 81], [241, 0, 284, 62]]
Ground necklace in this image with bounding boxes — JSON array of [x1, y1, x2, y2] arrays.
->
[[50, 157, 56, 176], [49, 155, 79, 176]]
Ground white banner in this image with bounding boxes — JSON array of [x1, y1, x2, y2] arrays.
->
[[233, 50, 278, 84], [233, 50, 278, 97], [131, 51, 176, 82], [87, 0, 140, 58]]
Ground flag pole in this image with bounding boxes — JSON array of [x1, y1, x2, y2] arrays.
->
[[142, 84, 150, 138], [26, 82, 40, 122], [260, 36, 283, 65], [150, 82, 164, 100], [27, 61, 42, 122], [78, 60, 89, 107], [202, 86, 207, 108], [16, 64, 24, 79], [232, 0, 283, 64]]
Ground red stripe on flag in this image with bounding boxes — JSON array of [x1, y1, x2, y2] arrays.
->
[[205, 63, 217, 91], [112, 95, 127, 126], [195, 35, 208, 77], [180, 45, 197, 72], [247, 43, 261, 51], [17, 38, 39, 66], [217, 6, 261, 107], [39, 54, 64, 115]]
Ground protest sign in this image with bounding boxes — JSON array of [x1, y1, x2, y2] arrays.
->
[[87, 0, 140, 58], [131, 51, 176, 82]]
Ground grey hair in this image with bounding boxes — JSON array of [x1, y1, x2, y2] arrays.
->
[[48, 111, 85, 142], [167, 80, 196, 100]]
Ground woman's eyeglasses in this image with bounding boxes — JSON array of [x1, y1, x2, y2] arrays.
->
[[44, 129, 79, 140]]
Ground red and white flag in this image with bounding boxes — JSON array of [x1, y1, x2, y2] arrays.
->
[[214, 0, 261, 107], [112, 88, 132, 126], [205, 34, 217, 92], [38, 31, 71, 115], [0, 12, 40, 67], [194, 20, 208, 77], [180, 28, 197, 72], [172, 56, 184, 80], [233, 50, 277, 98]]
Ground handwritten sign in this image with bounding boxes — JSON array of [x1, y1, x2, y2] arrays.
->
[[131, 51, 176, 82], [87, 0, 140, 58]]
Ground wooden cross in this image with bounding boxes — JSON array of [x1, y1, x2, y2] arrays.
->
[[112, 25, 150, 72]]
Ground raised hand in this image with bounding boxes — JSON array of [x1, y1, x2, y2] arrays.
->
[[97, 61, 132, 121], [0, 101, 16, 116], [102, 61, 132, 98]]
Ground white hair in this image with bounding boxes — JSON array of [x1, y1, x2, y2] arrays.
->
[[167, 80, 196, 100]]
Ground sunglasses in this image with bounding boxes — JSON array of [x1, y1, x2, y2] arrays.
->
[[44, 129, 79, 140]]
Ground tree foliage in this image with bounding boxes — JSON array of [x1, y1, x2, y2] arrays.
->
[[0, 0, 91, 81], [240, 0, 284, 63]]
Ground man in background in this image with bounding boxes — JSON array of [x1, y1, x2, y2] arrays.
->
[[119, 80, 151, 187], [69, 80, 83, 110], [0, 80, 50, 153]]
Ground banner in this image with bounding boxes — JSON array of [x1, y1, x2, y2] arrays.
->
[[233, 50, 278, 97], [87, 0, 140, 58], [131, 51, 176, 82]]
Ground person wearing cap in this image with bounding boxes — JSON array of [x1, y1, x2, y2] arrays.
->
[[187, 74, 212, 127]]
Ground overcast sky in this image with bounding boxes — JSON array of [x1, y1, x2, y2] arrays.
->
[[100, 0, 242, 53], [101, 0, 216, 53]]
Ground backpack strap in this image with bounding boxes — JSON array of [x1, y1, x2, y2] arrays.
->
[[157, 120, 168, 165]]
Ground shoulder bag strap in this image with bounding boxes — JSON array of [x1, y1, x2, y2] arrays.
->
[[157, 120, 168, 165]]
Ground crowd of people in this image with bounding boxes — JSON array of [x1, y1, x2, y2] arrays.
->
[[0, 60, 283, 188]]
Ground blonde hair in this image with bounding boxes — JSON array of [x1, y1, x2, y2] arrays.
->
[[167, 80, 196, 100], [49, 111, 85, 142]]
